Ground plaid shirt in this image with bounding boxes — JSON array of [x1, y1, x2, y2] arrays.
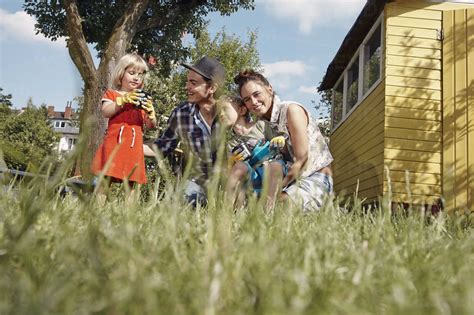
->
[[155, 101, 219, 185]]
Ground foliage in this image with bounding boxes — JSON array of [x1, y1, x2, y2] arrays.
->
[[0, 104, 59, 170], [0, 87, 13, 108], [363, 48, 381, 94], [70, 95, 83, 128], [0, 88, 14, 123], [314, 82, 332, 138], [347, 76, 359, 112], [0, 168, 473, 314], [23, 0, 255, 76]]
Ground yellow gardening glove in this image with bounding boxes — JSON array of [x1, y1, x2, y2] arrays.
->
[[270, 136, 285, 149], [228, 152, 244, 168], [141, 99, 156, 121], [116, 90, 141, 106]]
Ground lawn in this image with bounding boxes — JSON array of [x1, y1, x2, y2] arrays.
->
[[0, 171, 473, 314]]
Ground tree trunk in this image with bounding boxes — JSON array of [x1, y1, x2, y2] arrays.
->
[[76, 79, 106, 179]]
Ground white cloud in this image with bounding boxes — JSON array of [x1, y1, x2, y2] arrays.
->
[[262, 60, 307, 78], [0, 9, 66, 48], [298, 85, 317, 94], [260, 0, 366, 34], [261, 60, 308, 91]]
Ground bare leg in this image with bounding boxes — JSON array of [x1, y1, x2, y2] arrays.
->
[[124, 181, 140, 204], [95, 176, 112, 205], [263, 161, 284, 211], [225, 161, 249, 207]]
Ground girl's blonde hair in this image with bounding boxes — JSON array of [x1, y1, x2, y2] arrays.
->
[[112, 53, 149, 89]]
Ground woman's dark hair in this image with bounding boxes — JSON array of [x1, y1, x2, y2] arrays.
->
[[233, 69, 270, 92]]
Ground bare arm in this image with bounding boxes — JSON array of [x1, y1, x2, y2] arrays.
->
[[143, 144, 156, 157], [144, 113, 157, 129], [101, 100, 121, 118], [282, 104, 309, 188]]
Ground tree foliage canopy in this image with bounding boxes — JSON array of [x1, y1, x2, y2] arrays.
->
[[24, 0, 255, 74], [0, 104, 59, 171], [0, 87, 13, 108], [314, 83, 332, 137], [0, 88, 14, 124]]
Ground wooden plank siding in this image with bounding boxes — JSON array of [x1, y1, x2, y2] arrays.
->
[[330, 83, 385, 202], [469, 9, 474, 213], [384, 2, 444, 204], [469, 9, 474, 212], [442, 9, 474, 211], [394, 1, 474, 12]]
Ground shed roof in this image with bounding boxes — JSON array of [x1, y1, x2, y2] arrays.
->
[[318, 0, 389, 91]]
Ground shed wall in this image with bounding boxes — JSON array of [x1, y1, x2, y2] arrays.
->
[[442, 9, 474, 211], [384, 2, 444, 204], [330, 83, 385, 203]]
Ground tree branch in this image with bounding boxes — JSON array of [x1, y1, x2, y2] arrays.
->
[[137, 6, 180, 32], [62, 0, 97, 84], [137, 0, 205, 32], [98, 0, 150, 84]]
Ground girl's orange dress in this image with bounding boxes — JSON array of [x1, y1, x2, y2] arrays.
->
[[92, 89, 148, 184]]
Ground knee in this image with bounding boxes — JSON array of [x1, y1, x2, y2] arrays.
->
[[230, 162, 249, 179], [266, 161, 283, 177], [185, 192, 207, 208], [184, 181, 207, 208]]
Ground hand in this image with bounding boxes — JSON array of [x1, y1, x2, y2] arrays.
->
[[141, 99, 156, 121], [116, 90, 141, 106], [134, 89, 151, 106], [270, 136, 285, 149]]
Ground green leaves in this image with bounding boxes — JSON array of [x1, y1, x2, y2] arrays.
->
[[24, 0, 255, 68], [0, 103, 59, 170], [0, 87, 13, 108]]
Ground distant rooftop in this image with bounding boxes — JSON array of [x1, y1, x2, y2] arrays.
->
[[47, 101, 77, 120]]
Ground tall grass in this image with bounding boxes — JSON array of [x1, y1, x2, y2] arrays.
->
[[0, 165, 473, 314]]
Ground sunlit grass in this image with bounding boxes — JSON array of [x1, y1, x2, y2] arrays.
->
[[1, 167, 473, 314]]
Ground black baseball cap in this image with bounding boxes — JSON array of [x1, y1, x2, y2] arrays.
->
[[182, 56, 226, 86]]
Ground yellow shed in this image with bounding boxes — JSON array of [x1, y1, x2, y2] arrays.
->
[[319, 0, 473, 212]]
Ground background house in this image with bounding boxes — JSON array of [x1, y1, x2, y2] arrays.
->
[[319, 0, 473, 211], [47, 101, 79, 154]]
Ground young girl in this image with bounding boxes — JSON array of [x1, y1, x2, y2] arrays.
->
[[92, 53, 156, 194], [218, 96, 287, 207]]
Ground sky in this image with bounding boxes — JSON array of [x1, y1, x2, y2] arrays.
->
[[0, 0, 366, 117]]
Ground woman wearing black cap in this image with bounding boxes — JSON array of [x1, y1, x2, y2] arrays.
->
[[152, 56, 226, 207]]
